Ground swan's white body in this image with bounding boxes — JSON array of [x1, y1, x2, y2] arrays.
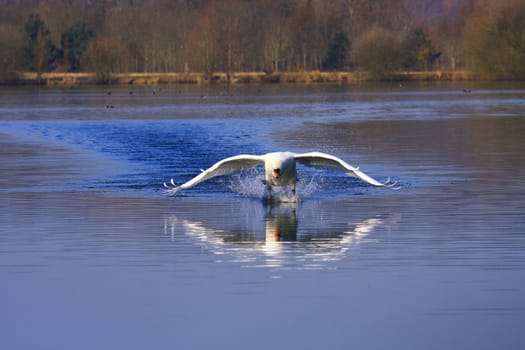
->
[[164, 151, 395, 198]]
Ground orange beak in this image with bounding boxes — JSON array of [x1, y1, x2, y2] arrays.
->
[[273, 170, 280, 178]]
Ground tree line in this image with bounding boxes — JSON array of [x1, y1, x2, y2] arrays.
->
[[1, 0, 524, 83]]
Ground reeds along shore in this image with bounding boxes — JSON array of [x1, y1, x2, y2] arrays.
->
[[12, 70, 475, 86]]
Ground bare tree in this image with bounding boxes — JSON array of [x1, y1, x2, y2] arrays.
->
[[260, 0, 293, 72], [0, 26, 23, 83], [186, 3, 220, 77], [353, 26, 403, 78], [463, 0, 525, 79]]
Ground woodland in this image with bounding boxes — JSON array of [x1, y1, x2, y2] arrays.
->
[[0, 0, 524, 84]]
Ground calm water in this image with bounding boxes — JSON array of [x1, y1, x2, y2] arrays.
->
[[1, 83, 524, 349]]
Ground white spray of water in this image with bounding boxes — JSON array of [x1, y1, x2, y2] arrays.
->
[[228, 170, 324, 201]]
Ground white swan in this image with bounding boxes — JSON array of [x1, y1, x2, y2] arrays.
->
[[164, 151, 396, 198]]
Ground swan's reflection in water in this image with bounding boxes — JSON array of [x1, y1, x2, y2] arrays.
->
[[164, 200, 398, 270]]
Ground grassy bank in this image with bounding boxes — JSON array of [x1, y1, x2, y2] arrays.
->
[[12, 70, 475, 86]]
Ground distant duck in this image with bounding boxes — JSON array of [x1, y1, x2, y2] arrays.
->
[[463, 89, 472, 93]]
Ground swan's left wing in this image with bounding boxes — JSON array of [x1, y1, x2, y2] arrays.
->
[[294, 152, 392, 187], [164, 154, 265, 194]]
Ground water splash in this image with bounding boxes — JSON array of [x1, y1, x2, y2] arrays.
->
[[228, 170, 267, 198], [228, 170, 323, 201], [297, 173, 324, 197]]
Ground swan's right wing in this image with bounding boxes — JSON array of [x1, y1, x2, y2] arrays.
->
[[164, 154, 265, 193]]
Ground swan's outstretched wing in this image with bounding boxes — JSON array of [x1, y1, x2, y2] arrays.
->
[[294, 152, 393, 187], [164, 154, 265, 193]]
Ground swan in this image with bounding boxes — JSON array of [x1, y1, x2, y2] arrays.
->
[[164, 151, 397, 199]]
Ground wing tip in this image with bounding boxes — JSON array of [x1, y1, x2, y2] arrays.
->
[[382, 177, 402, 190], [163, 178, 183, 194]]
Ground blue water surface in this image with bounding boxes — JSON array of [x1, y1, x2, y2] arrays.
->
[[1, 83, 524, 350]]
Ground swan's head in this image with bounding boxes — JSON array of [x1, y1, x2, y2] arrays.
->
[[265, 152, 296, 184]]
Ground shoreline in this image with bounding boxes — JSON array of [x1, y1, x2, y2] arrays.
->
[[6, 70, 477, 86]]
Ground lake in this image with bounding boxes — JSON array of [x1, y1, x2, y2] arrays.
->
[[1, 83, 524, 349]]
